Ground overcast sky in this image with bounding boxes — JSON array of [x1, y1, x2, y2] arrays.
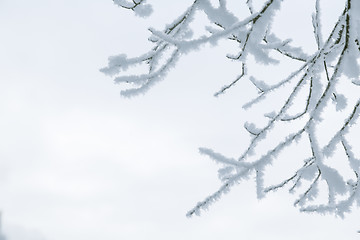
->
[[0, 0, 359, 239]]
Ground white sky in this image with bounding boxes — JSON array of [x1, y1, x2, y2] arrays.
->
[[0, 0, 359, 239]]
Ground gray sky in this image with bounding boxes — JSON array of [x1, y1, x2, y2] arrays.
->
[[0, 0, 359, 239]]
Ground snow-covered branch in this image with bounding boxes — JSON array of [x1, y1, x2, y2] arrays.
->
[[103, 0, 360, 218]]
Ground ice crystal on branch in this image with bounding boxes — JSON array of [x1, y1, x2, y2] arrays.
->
[[102, 0, 360, 218], [112, 0, 153, 17]]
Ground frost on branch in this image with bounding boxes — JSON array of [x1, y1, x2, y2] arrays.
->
[[102, 0, 360, 218], [112, 0, 153, 17]]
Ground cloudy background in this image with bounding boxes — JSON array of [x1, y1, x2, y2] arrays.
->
[[0, 0, 359, 239]]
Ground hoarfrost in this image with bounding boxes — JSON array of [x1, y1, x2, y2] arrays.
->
[[102, 0, 360, 219]]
